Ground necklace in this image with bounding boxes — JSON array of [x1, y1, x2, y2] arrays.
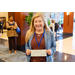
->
[[38, 34, 40, 37]]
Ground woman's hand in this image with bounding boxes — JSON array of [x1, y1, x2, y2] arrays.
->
[[26, 49, 31, 55], [46, 49, 51, 55], [11, 26, 14, 29]]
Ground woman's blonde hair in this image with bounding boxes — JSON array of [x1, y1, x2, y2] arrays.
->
[[25, 13, 50, 43]]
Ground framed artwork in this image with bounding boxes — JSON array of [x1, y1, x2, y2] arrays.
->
[[50, 13, 55, 18]]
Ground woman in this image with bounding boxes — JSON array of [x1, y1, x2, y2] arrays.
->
[[25, 13, 56, 62], [49, 19, 56, 37], [6, 16, 18, 53]]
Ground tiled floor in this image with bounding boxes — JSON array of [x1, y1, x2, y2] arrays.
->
[[0, 45, 27, 62]]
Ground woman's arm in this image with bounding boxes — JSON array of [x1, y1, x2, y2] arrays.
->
[[46, 32, 56, 56], [49, 23, 53, 27], [13, 22, 17, 29], [25, 41, 31, 56], [25, 41, 30, 50], [50, 32, 56, 55], [6, 22, 12, 29]]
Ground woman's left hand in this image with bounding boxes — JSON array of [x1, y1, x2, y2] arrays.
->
[[46, 49, 51, 55]]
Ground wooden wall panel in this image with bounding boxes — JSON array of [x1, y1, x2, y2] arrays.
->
[[20, 12, 29, 45], [63, 12, 74, 33], [14, 12, 35, 45], [8, 12, 14, 16], [8, 12, 14, 20], [69, 12, 74, 33], [14, 12, 21, 45]]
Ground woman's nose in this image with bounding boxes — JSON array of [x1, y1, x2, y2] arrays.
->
[[36, 22, 40, 25]]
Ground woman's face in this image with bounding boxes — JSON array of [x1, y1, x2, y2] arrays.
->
[[9, 16, 13, 21], [34, 16, 44, 31]]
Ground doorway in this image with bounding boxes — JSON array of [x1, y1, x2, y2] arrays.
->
[[57, 12, 64, 33], [56, 12, 64, 41]]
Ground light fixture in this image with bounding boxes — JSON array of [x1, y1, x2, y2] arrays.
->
[[67, 12, 70, 15]]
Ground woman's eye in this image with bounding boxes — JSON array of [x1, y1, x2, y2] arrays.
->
[[39, 20, 42, 22], [35, 21, 37, 23]]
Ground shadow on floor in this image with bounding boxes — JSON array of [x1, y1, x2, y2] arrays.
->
[[0, 59, 5, 62]]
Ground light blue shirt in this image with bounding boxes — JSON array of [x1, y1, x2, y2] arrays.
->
[[25, 30, 56, 62]]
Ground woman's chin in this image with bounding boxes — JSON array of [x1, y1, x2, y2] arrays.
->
[[36, 29, 42, 31]]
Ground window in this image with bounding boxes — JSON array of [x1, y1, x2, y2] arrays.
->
[[60, 12, 64, 24]]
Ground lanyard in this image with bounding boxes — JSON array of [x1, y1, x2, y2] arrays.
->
[[34, 30, 45, 48]]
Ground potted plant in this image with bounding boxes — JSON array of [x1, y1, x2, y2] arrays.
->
[[47, 18, 51, 26], [25, 12, 33, 26]]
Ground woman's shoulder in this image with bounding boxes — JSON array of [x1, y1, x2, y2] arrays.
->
[[7, 21, 15, 23], [45, 29, 54, 36]]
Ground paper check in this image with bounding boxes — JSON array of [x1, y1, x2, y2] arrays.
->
[[31, 50, 47, 57]]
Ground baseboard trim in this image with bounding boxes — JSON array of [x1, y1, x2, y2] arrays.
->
[[63, 33, 73, 36]]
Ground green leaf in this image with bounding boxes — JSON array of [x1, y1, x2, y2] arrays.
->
[[47, 18, 51, 26], [25, 12, 33, 26]]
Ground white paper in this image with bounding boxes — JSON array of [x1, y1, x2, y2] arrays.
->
[[31, 50, 47, 57]]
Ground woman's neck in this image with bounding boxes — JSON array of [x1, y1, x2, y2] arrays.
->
[[35, 29, 44, 34], [9, 20, 13, 22]]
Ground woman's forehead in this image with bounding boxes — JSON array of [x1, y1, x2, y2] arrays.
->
[[34, 16, 42, 20]]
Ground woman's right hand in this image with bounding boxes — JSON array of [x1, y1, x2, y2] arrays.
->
[[26, 49, 31, 55], [11, 26, 14, 29]]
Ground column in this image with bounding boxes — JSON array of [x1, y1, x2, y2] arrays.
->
[[63, 12, 74, 35]]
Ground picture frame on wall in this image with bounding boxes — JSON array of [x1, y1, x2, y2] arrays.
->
[[50, 13, 55, 18]]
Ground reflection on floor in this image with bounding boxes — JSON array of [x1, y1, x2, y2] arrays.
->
[[0, 29, 8, 39], [0, 45, 27, 62], [0, 29, 8, 47], [0, 28, 75, 62], [54, 51, 75, 62]]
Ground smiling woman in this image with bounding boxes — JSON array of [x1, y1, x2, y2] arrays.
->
[[34, 16, 44, 32], [25, 13, 56, 62]]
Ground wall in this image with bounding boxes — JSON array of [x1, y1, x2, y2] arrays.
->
[[0, 12, 8, 22], [42, 12, 60, 24], [74, 12, 75, 19]]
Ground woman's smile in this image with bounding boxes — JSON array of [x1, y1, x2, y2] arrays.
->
[[36, 25, 42, 27]]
